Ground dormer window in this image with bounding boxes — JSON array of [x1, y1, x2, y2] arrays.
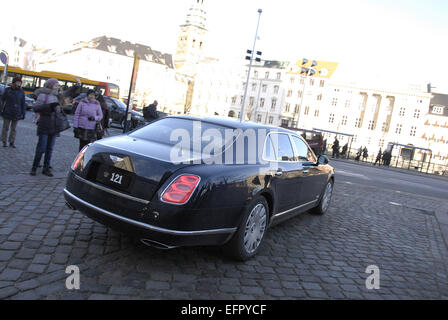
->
[[107, 45, 117, 53], [125, 49, 134, 57], [433, 106, 444, 114]]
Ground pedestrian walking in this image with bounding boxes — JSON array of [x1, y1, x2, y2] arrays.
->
[[30, 78, 69, 176], [143, 100, 159, 124], [96, 94, 109, 140], [362, 147, 368, 162], [373, 148, 382, 166], [355, 147, 362, 161], [341, 143, 348, 158], [1, 76, 26, 148], [383, 151, 391, 167], [73, 89, 103, 151], [332, 137, 340, 158]]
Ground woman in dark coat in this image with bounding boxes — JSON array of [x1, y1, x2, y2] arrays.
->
[[1, 76, 25, 148], [30, 78, 67, 176]]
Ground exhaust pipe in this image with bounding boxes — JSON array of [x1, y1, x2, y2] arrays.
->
[[140, 239, 176, 250]]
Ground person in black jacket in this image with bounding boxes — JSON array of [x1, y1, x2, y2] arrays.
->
[[331, 137, 340, 158], [143, 100, 159, 123], [1, 76, 25, 148], [30, 79, 68, 176]]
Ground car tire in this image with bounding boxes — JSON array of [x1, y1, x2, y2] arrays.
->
[[223, 195, 269, 261], [310, 180, 333, 215]]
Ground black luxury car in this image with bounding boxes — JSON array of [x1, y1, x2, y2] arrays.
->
[[64, 116, 335, 260]]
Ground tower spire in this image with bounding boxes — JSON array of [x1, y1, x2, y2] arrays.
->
[[174, 0, 208, 74]]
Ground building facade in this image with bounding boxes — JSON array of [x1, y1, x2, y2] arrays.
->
[[229, 60, 289, 125]]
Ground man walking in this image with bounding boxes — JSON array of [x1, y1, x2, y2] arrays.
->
[[373, 148, 382, 166], [1, 76, 25, 148], [332, 136, 340, 158]]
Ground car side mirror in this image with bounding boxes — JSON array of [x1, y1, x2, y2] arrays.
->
[[317, 155, 329, 165]]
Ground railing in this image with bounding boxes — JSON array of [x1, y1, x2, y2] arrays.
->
[[323, 147, 448, 176]]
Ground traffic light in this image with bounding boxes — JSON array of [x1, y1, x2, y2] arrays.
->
[[245, 49, 262, 62]]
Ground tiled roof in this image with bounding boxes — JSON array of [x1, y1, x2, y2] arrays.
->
[[88, 36, 174, 69]]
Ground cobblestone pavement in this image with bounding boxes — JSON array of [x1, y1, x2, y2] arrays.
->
[[1, 115, 448, 299]]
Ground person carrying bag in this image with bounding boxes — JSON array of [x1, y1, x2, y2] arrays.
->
[[73, 89, 103, 151], [30, 78, 69, 176]]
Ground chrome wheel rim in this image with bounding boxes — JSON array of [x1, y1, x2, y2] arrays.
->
[[244, 203, 267, 254], [321, 183, 333, 212]]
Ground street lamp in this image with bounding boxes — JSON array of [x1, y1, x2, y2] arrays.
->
[[240, 9, 262, 122], [293, 58, 317, 128]]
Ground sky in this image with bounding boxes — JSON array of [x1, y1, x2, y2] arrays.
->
[[2, 0, 448, 92]]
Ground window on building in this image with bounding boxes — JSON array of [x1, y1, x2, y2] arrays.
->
[[277, 72, 281, 80], [254, 71, 258, 78], [355, 118, 361, 128], [317, 94, 322, 101], [290, 77, 295, 84], [331, 98, 338, 106], [260, 98, 265, 108], [314, 109, 320, 117], [382, 122, 388, 132], [395, 124, 402, 134], [285, 103, 290, 112], [294, 104, 299, 113], [274, 86, 279, 94], [271, 98, 277, 110], [281, 119, 289, 127], [240, 96, 244, 106], [265, 72, 270, 79], [399, 107, 406, 117], [298, 90, 303, 98], [268, 116, 273, 124], [287, 89, 292, 97], [433, 106, 443, 114], [304, 106, 310, 115], [320, 80, 325, 87], [368, 120, 375, 130], [300, 77, 305, 85], [329, 113, 335, 123], [345, 100, 350, 108], [414, 109, 420, 118], [410, 126, 416, 136], [341, 115, 348, 126], [251, 83, 257, 91], [249, 96, 254, 107], [231, 96, 237, 105], [257, 114, 262, 122], [262, 84, 267, 93], [310, 78, 315, 86]]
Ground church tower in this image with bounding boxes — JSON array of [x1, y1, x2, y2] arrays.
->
[[174, 0, 207, 76]]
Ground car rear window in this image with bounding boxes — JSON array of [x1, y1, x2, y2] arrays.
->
[[129, 118, 236, 153]]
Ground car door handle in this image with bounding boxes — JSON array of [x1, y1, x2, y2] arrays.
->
[[275, 169, 283, 176]]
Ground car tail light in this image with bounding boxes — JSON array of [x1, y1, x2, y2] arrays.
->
[[71, 144, 90, 171], [161, 175, 200, 204]]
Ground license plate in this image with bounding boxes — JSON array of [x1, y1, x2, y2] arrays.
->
[[96, 165, 132, 190]]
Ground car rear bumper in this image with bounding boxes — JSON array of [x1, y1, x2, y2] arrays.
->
[[63, 188, 236, 248]]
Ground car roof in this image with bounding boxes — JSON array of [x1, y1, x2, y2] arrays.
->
[[166, 115, 295, 134]]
